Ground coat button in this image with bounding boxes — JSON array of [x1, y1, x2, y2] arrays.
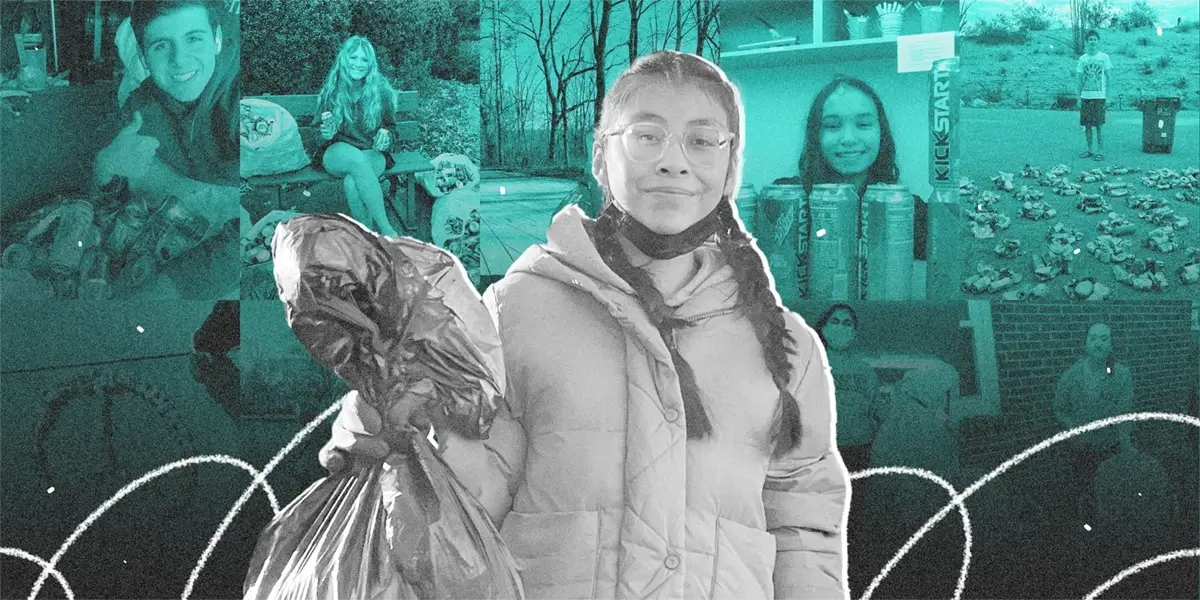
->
[[664, 554, 680, 570], [664, 408, 680, 423]]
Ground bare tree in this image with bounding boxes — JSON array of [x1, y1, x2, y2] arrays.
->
[[628, 0, 660, 64], [694, 0, 719, 58], [508, 52, 538, 165], [588, 0, 618, 129], [500, 1, 598, 163], [555, 30, 595, 163], [482, 0, 509, 166], [958, 0, 977, 32], [1070, 0, 1083, 55], [673, 0, 685, 51]]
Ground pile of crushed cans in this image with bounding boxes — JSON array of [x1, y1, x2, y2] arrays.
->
[[994, 238, 1023, 259], [959, 159, 1197, 299], [1114, 257, 1170, 292], [1075, 193, 1111, 214], [1087, 235, 1133, 264], [1096, 213, 1136, 237], [1047, 222, 1085, 245], [1, 189, 211, 299], [962, 263, 1024, 294], [1019, 199, 1058, 221], [1063, 277, 1114, 300], [1177, 248, 1200, 284]]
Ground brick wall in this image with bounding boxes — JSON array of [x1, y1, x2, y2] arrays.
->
[[965, 300, 1199, 513]]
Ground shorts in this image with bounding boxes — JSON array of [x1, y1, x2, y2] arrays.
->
[[1080, 98, 1106, 127], [315, 142, 396, 172]]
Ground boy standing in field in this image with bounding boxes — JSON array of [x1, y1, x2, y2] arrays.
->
[[1077, 29, 1113, 161]]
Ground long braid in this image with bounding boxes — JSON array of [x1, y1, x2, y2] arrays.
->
[[713, 200, 803, 456], [593, 205, 714, 439]]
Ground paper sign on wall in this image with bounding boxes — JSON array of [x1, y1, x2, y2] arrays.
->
[[897, 31, 956, 73]]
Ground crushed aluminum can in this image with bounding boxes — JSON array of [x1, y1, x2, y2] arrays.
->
[[994, 239, 1022, 258], [77, 249, 113, 300], [48, 197, 98, 277]]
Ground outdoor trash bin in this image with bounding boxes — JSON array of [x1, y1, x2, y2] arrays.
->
[[1140, 96, 1181, 154]]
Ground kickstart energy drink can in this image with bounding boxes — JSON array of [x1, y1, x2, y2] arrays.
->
[[807, 184, 859, 301], [929, 57, 960, 190], [927, 57, 965, 299], [863, 184, 915, 300], [759, 185, 805, 305], [925, 188, 966, 299]]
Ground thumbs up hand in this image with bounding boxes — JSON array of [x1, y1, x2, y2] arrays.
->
[[96, 111, 161, 187]]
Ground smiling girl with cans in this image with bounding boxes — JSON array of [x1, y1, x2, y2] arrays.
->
[[314, 36, 402, 237], [792, 77, 929, 263]]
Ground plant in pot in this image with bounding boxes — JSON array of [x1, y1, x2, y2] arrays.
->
[[916, 0, 946, 33], [841, 0, 876, 40], [876, 2, 913, 38]]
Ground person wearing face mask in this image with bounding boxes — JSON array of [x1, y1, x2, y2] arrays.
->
[[316, 50, 849, 600], [777, 77, 927, 262], [313, 36, 402, 237], [813, 303, 880, 595], [96, 0, 240, 192], [1053, 322, 1135, 518], [814, 304, 880, 475]]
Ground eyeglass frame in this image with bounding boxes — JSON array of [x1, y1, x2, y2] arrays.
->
[[600, 121, 737, 167]]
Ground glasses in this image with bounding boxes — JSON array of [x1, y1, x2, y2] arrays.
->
[[603, 122, 734, 167]]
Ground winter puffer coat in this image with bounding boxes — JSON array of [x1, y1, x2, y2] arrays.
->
[[435, 206, 849, 600]]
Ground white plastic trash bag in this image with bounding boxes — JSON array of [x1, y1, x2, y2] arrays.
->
[[417, 154, 481, 199], [240, 99, 311, 177]]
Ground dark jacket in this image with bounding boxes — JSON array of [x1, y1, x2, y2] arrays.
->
[[314, 91, 398, 155], [118, 14, 240, 187]]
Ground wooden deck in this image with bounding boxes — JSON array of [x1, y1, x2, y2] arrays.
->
[[480, 177, 580, 277]]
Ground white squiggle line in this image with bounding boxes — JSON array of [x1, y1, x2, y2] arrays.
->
[[183, 399, 345, 599], [862, 412, 1200, 600], [1085, 547, 1200, 599], [850, 467, 973, 600], [1, 547, 74, 599], [27, 455, 282, 600]]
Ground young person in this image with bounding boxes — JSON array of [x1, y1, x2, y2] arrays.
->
[[1053, 322, 1134, 515], [314, 36, 402, 237], [1077, 29, 1113, 161], [814, 303, 881, 475], [784, 76, 927, 262], [320, 50, 849, 599], [813, 303, 881, 596], [95, 0, 240, 191]]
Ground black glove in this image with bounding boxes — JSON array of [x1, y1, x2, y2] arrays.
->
[[193, 300, 239, 355]]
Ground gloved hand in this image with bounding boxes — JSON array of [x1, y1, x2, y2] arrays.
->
[[319, 379, 438, 475]]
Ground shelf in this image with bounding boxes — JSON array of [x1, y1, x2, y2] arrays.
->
[[721, 31, 959, 70], [721, 37, 901, 69]]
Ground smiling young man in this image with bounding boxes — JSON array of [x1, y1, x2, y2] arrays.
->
[[95, 0, 239, 192]]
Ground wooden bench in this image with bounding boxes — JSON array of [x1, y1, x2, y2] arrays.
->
[[243, 91, 433, 236]]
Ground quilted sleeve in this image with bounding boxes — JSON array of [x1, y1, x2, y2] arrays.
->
[[764, 318, 849, 600], [469, 284, 529, 525]]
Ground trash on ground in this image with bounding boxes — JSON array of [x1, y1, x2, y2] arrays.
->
[[1086, 235, 1134, 264], [1097, 213, 1137, 237]]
